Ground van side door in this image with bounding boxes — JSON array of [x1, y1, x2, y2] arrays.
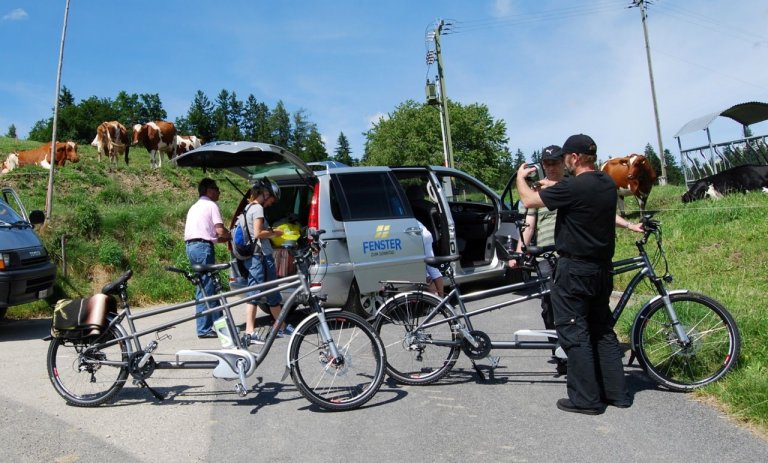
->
[[330, 170, 425, 295]]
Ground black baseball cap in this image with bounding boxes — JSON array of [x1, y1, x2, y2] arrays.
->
[[541, 145, 563, 161], [561, 134, 597, 156]]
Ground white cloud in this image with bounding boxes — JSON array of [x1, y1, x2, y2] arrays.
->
[[2, 8, 28, 21], [492, 0, 515, 17], [367, 112, 388, 128]]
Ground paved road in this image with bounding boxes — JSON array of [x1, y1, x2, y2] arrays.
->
[[1, 288, 766, 463]]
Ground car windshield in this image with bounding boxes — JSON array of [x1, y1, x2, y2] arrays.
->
[[0, 199, 24, 226]]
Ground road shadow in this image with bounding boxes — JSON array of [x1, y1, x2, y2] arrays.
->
[[0, 318, 51, 342]]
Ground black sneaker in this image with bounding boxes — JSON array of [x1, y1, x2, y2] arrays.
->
[[197, 331, 217, 339], [556, 398, 604, 415]]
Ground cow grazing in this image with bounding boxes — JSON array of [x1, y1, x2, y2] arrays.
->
[[681, 164, 768, 203], [175, 135, 202, 155], [14, 141, 79, 169], [601, 154, 657, 215], [131, 120, 177, 168], [1, 152, 19, 173], [91, 121, 131, 165]]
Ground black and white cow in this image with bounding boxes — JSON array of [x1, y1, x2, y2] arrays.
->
[[681, 164, 768, 203]]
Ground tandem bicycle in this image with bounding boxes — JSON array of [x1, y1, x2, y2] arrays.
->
[[45, 230, 386, 411], [372, 215, 740, 391]]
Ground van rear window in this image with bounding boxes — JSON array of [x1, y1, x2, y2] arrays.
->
[[333, 172, 407, 220]]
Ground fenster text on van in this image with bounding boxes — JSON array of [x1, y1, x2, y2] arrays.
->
[[362, 238, 402, 256]]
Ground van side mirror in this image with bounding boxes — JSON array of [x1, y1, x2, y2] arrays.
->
[[29, 210, 46, 226]]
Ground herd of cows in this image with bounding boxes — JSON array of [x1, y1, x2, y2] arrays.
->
[[1, 126, 767, 205], [0, 120, 201, 173]]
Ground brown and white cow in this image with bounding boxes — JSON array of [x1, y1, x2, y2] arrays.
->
[[91, 121, 131, 165], [131, 120, 177, 168], [13, 141, 80, 169], [600, 153, 657, 215], [175, 135, 202, 155]]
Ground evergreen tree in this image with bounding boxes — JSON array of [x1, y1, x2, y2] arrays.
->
[[304, 127, 328, 162], [180, 91, 215, 142], [5, 124, 17, 138], [270, 101, 291, 147], [242, 95, 270, 142], [58, 86, 75, 107], [210, 89, 244, 140], [290, 109, 311, 155], [513, 148, 526, 169], [333, 132, 354, 165]]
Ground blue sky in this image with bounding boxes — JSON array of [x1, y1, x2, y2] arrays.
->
[[2, 0, 767, 164]]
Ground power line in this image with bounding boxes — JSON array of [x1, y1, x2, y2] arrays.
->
[[652, 1, 768, 46], [446, 1, 626, 34]]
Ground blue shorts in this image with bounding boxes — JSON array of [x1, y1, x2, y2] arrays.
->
[[245, 254, 283, 306]]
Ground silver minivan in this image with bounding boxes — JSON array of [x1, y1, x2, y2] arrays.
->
[[174, 142, 520, 317]]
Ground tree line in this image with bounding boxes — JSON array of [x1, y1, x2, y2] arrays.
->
[[19, 87, 685, 190]]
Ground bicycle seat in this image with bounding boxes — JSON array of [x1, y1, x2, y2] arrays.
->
[[525, 245, 556, 257], [101, 269, 133, 295], [190, 263, 231, 273]]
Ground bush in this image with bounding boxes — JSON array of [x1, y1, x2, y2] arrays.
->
[[98, 239, 125, 268], [73, 203, 101, 238]]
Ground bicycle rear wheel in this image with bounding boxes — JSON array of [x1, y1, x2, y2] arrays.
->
[[289, 311, 385, 411], [632, 292, 740, 391], [47, 323, 130, 406], [372, 292, 460, 385]]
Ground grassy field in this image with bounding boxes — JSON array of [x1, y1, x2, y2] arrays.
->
[[2, 136, 767, 431]]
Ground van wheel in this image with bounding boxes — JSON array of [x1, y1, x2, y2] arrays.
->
[[344, 280, 384, 319], [0, 307, 7, 320]]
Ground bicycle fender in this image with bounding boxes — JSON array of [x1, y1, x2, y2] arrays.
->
[[284, 308, 344, 368], [628, 289, 690, 348], [107, 313, 135, 357], [374, 290, 444, 319]]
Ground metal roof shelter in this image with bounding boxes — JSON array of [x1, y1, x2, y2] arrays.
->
[[675, 101, 768, 185]]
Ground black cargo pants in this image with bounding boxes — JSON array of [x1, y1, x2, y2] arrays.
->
[[551, 257, 629, 408]]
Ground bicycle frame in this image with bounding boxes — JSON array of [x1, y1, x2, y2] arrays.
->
[[83, 257, 338, 391], [378, 222, 689, 354]]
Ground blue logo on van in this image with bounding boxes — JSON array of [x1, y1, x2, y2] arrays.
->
[[363, 225, 402, 256]]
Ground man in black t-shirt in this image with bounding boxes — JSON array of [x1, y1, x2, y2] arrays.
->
[[516, 134, 631, 415]]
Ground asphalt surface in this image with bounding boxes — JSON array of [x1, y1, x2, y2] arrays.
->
[[1, 287, 767, 463]]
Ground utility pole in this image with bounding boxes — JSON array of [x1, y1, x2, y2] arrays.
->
[[45, 0, 72, 219], [632, 0, 667, 185], [429, 19, 455, 169]]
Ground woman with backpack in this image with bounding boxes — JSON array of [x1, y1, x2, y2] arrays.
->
[[241, 178, 293, 344]]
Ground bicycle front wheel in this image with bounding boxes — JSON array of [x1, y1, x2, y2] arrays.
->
[[372, 292, 460, 385], [47, 324, 130, 406], [289, 311, 385, 411], [632, 292, 740, 391]]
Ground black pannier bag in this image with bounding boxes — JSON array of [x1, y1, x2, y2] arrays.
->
[[51, 294, 117, 339]]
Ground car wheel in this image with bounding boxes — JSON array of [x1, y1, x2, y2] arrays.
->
[[344, 280, 384, 320]]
